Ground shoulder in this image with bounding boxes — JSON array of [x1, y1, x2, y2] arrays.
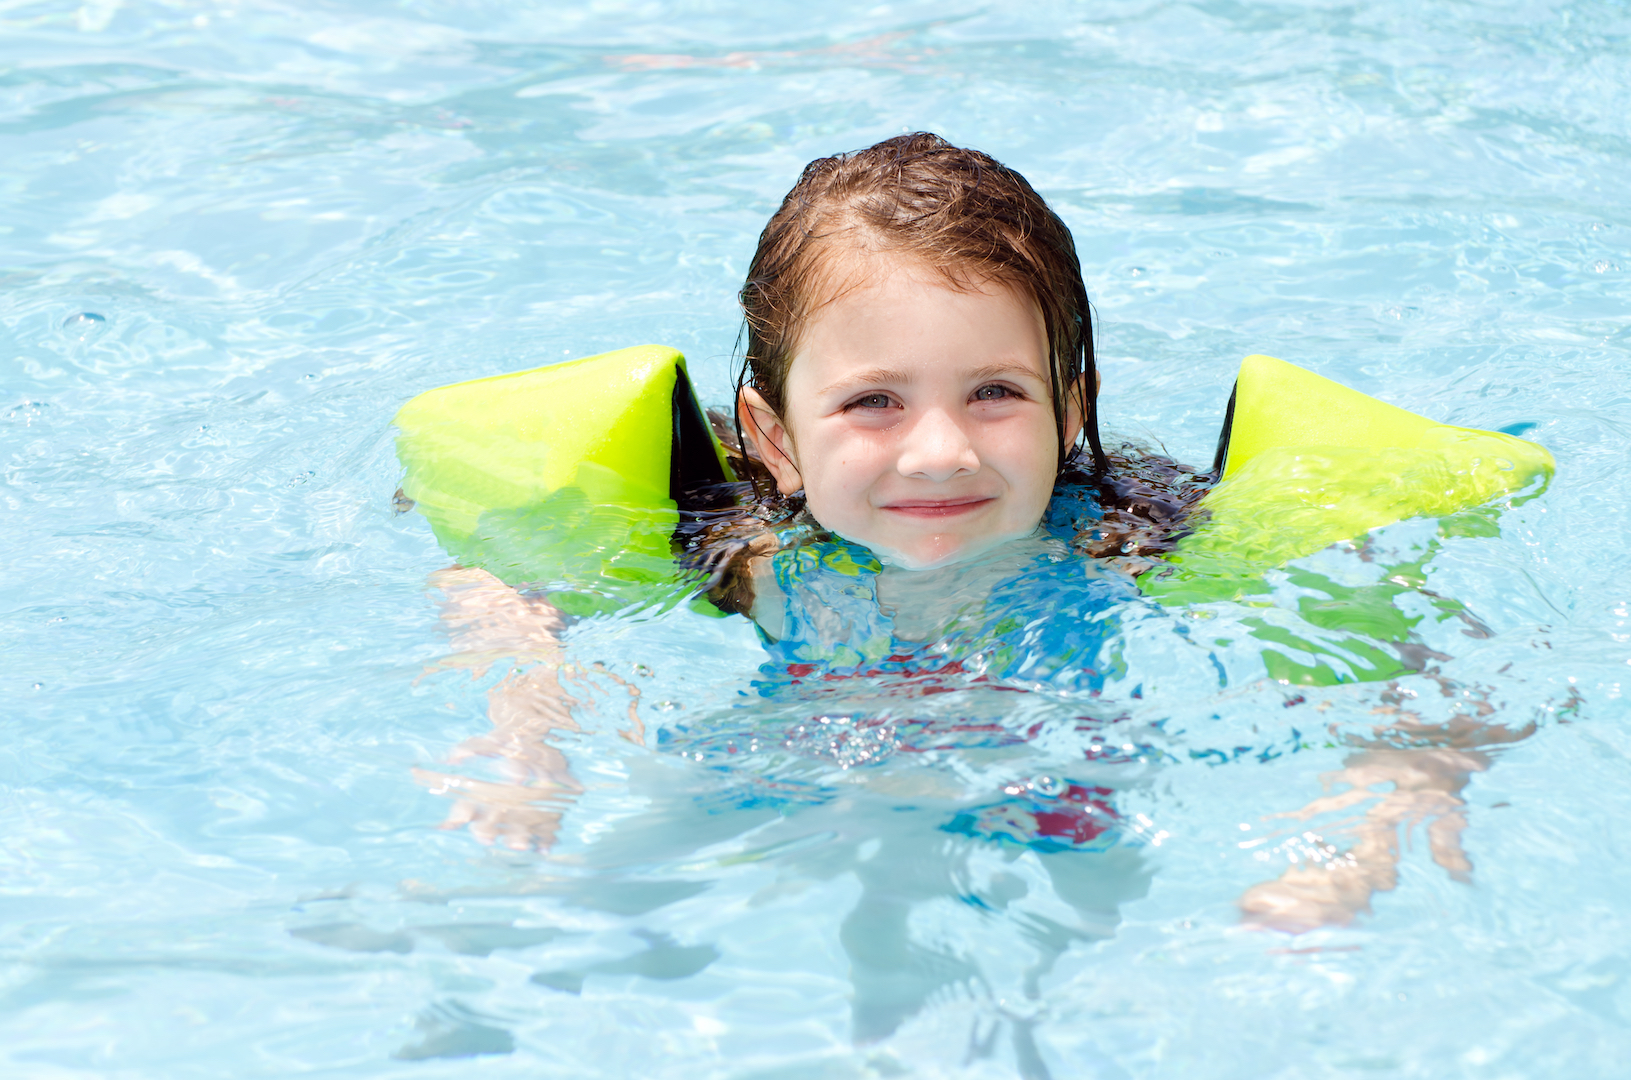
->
[[1051, 447, 1214, 565], [745, 550, 786, 640], [672, 475, 803, 618]]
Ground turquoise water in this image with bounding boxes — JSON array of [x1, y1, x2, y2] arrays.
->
[[4, 1, 1631, 1076]]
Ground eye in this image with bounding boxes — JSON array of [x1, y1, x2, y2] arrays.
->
[[848, 392, 895, 410], [973, 384, 1018, 402]]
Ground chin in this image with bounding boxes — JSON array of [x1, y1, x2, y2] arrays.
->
[[857, 528, 1026, 572]]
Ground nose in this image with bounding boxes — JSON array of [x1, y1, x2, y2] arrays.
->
[[895, 406, 980, 482]]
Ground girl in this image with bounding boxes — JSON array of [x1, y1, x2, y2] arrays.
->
[[421, 132, 1207, 846], [419, 137, 1528, 974], [686, 132, 1203, 686]]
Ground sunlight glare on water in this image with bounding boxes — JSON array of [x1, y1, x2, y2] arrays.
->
[[3, 1, 1631, 1077]]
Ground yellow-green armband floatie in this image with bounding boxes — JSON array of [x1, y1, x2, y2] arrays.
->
[[1140, 353, 1555, 604], [394, 345, 1554, 622], [393, 344, 732, 613]]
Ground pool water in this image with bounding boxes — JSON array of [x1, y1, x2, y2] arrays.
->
[[4, 1, 1631, 1076]]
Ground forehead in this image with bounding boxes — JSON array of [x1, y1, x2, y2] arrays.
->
[[801, 238, 1016, 311], [800, 240, 1043, 336], [787, 245, 1050, 384]]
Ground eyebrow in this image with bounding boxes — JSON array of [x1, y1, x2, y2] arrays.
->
[[968, 361, 1046, 382], [818, 367, 913, 396]]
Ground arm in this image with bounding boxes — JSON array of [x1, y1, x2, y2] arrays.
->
[[1238, 714, 1532, 934], [412, 566, 583, 851]]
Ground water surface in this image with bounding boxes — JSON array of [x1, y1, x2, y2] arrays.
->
[[3, 1, 1631, 1076]]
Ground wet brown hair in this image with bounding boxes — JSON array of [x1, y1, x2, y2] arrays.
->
[[734, 131, 1108, 477]]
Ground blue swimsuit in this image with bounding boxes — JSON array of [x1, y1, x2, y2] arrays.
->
[[757, 528, 1136, 694]]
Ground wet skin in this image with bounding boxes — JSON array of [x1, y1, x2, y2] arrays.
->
[[740, 251, 1081, 570]]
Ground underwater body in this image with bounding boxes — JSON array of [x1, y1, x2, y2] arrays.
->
[[5, 1, 1631, 1077]]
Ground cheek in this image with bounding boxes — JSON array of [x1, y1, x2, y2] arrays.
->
[[809, 427, 888, 479], [992, 419, 1058, 489], [800, 431, 890, 511]]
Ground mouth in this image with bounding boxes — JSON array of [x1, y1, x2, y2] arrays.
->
[[880, 496, 995, 520]]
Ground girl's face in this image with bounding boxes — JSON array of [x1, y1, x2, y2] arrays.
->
[[741, 252, 1081, 569]]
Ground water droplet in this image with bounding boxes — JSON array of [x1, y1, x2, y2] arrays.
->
[[62, 311, 108, 342]]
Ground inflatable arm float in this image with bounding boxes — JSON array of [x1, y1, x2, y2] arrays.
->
[[1143, 354, 1554, 602], [393, 346, 1553, 610], [393, 345, 732, 610]]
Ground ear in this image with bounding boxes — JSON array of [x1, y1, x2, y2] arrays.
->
[[1061, 372, 1090, 449], [737, 387, 805, 495]]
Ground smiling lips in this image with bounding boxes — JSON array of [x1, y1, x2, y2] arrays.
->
[[880, 496, 996, 519]]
